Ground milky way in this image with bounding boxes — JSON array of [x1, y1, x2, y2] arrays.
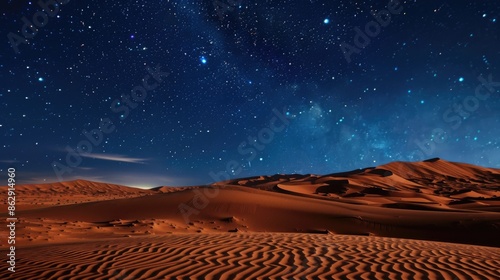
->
[[1, 1, 499, 187]]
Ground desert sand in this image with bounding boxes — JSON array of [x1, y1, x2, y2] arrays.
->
[[1, 158, 500, 279]]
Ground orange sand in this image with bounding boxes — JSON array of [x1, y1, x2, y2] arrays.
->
[[1, 158, 499, 279]]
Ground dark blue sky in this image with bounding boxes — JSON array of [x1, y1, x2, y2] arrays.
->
[[1, 0, 499, 188]]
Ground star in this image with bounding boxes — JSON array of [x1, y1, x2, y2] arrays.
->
[[1, 0, 499, 186]]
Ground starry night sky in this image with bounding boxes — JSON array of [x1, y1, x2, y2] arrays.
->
[[1, 0, 499, 188]]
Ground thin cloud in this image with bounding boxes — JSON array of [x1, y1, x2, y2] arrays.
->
[[80, 153, 149, 164], [0, 160, 19, 163]]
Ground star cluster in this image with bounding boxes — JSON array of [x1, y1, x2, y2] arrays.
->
[[0, 0, 499, 187]]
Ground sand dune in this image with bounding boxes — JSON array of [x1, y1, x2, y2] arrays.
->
[[220, 158, 500, 212], [1, 159, 499, 279], [8, 184, 500, 247], [0, 179, 153, 210], [1, 233, 499, 280]]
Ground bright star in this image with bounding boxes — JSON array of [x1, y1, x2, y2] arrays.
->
[[323, 18, 330, 24], [459, 77, 464, 82], [200, 56, 207, 64], [38, 77, 44, 82]]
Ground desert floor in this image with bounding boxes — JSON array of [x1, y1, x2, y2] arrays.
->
[[2, 233, 500, 280]]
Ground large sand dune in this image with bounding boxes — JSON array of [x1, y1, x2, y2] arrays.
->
[[1, 158, 499, 279]]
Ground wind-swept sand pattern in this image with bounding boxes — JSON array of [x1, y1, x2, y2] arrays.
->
[[2, 233, 500, 280], [1, 159, 500, 279]]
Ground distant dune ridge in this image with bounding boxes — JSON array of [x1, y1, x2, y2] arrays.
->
[[1, 158, 500, 279], [2, 179, 155, 210]]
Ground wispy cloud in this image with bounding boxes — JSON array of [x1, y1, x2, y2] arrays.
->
[[80, 153, 149, 164], [0, 160, 19, 163]]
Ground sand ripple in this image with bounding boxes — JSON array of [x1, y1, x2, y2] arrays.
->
[[2, 233, 499, 280]]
